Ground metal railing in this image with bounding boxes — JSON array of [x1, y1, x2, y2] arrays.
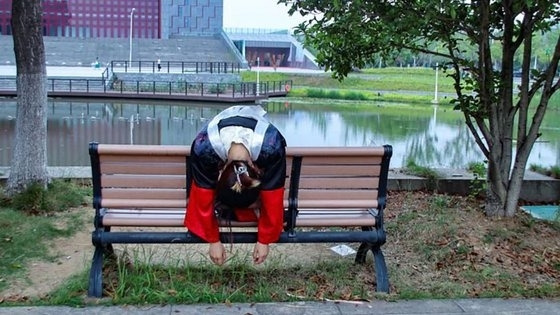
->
[[224, 27, 291, 35], [108, 60, 242, 75], [0, 77, 292, 99]]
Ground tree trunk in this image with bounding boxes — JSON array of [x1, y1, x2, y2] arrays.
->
[[485, 157, 508, 217], [6, 0, 48, 195]]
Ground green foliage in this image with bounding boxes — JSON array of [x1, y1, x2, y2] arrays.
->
[[467, 161, 487, 198], [8, 180, 86, 214], [549, 92, 560, 110], [553, 166, 560, 179], [207, 83, 227, 94], [305, 88, 368, 100], [46, 272, 90, 306], [467, 161, 487, 177], [404, 159, 441, 190], [0, 186, 10, 207], [529, 164, 560, 179], [279, 0, 560, 217], [430, 194, 452, 210]]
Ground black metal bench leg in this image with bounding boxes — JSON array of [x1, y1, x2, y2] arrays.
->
[[87, 242, 116, 297], [88, 244, 104, 297], [371, 245, 390, 293], [355, 243, 390, 293], [355, 242, 371, 264]]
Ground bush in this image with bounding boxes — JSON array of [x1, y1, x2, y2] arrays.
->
[[467, 161, 486, 177], [404, 159, 441, 190], [467, 161, 487, 198], [549, 166, 560, 179], [207, 83, 227, 94], [0, 186, 10, 207], [305, 88, 368, 100]]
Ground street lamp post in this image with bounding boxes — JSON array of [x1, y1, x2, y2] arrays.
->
[[129, 8, 136, 65], [256, 57, 260, 96]]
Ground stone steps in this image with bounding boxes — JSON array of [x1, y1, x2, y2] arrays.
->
[[0, 35, 239, 67]]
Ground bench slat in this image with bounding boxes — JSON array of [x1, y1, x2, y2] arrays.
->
[[102, 187, 379, 202], [287, 155, 382, 166], [296, 215, 376, 227], [97, 144, 190, 155], [101, 199, 376, 210], [101, 174, 186, 189], [101, 210, 375, 227], [102, 210, 257, 227], [297, 200, 378, 208], [101, 199, 187, 208], [100, 162, 186, 175], [100, 154, 186, 163], [103, 212, 185, 227], [286, 146, 386, 156], [298, 177, 379, 189], [295, 189, 379, 200], [294, 164, 382, 176], [102, 188, 187, 200]]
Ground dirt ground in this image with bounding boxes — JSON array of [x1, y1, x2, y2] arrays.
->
[[0, 216, 93, 300], [1, 190, 559, 301]]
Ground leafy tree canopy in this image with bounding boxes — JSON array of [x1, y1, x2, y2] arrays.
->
[[280, 0, 560, 217]]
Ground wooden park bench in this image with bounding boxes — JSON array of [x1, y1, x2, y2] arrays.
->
[[87, 142, 393, 297]]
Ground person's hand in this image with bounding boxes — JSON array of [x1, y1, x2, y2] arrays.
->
[[252, 242, 269, 265], [209, 242, 226, 265]]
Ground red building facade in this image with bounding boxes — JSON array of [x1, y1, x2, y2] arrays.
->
[[0, 0, 160, 38]]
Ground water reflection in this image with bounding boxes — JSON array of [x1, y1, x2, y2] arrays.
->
[[0, 98, 558, 168]]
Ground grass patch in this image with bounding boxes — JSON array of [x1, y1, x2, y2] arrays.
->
[[0, 180, 87, 293], [0, 208, 84, 293], [241, 67, 457, 94], [103, 257, 372, 305], [287, 87, 444, 104], [1, 191, 558, 305]]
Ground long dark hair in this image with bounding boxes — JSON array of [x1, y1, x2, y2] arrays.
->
[[216, 160, 262, 209]]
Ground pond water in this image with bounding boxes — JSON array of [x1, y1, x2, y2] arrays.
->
[[0, 98, 558, 168]]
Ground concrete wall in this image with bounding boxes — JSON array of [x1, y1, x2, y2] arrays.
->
[[113, 72, 241, 84], [388, 171, 560, 203]]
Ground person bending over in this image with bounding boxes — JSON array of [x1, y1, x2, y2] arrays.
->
[[184, 105, 286, 265]]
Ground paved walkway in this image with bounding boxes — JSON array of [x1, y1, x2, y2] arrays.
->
[[0, 65, 325, 79], [0, 298, 559, 314], [0, 65, 107, 78]]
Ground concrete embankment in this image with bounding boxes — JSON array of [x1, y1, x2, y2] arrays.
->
[[1, 167, 558, 203]]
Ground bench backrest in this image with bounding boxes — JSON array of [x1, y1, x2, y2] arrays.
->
[[89, 143, 392, 229]]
